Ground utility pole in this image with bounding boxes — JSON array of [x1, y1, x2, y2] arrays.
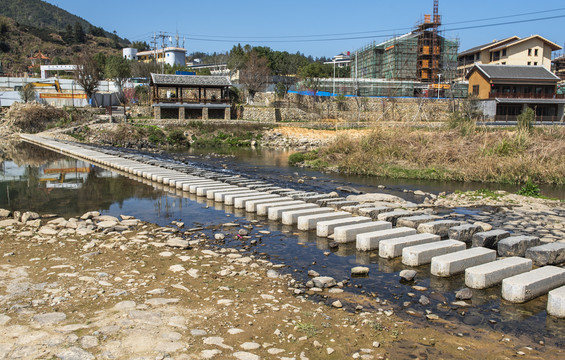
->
[[437, 73, 442, 100]]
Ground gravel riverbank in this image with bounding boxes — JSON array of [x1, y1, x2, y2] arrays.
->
[[1, 208, 563, 359]]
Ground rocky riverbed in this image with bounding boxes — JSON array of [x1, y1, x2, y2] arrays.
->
[[1, 209, 563, 359]]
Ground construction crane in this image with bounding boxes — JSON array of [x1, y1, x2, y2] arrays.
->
[[28, 79, 62, 93]]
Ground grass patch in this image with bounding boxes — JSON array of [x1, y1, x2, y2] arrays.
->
[[296, 322, 319, 337], [299, 126, 565, 185]]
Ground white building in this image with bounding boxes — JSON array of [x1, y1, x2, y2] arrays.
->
[[128, 47, 187, 67]]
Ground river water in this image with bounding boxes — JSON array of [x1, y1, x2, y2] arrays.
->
[[1, 141, 564, 344]]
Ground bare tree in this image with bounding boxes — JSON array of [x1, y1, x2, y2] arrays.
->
[[74, 52, 102, 105], [19, 84, 36, 103], [239, 52, 270, 103]]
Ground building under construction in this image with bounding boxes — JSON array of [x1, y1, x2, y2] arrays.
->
[[349, 0, 459, 96]]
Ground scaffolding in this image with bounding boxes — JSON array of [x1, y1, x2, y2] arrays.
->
[[349, 0, 458, 92]]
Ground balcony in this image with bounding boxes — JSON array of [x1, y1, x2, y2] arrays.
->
[[489, 92, 565, 99], [152, 96, 231, 105]]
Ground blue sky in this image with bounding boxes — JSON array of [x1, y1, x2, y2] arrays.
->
[[44, 0, 565, 58]]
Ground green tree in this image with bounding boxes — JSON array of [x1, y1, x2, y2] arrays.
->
[[73, 21, 86, 43], [298, 63, 331, 96], [105, 55, 131, 102], [131, 41, 149, 51]]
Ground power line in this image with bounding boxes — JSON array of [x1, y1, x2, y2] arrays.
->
[[160, 7, 565, 41], [175, 14, 565, 44]]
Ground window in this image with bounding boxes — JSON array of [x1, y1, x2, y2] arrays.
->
[[502, 62, 506, 65], [502, 49, 507, 57], [472, 85, 480, 95], [534, 49, 538, 56], [528, 62, 532, 65], [534, 62, 538, 66], [528, 49, 532, 56]]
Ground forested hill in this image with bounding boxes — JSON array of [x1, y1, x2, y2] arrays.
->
[[0, 0, 123, 41]]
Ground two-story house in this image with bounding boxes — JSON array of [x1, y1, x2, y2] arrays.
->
[[457, 35, 562, 79], [466, 64, 564, 122]]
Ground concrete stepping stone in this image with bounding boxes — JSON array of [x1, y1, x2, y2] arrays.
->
[[297, 211, 352, 231], [497, 236, 540, 257], [196, 184, 234, 196], [379, 233, 440, 259], [472, 229, 510, 249], [257, 201, 305, 216], [224, 192, 263, 206], [358, 206, 393, 219], [316, 217, 372, 237], [465, 257, 532, 289], [417, 220, 462, 238], [377, 210, 414, 225], [333, 221, 391, 244], [245, 197, 293, 212], [502, 266, 565, 303], [234, 194, 280, 209], [268, 203, 318, 220], [397, 214, 441, 228], [547, 286, 565, 318], [356, 227, 417, 252], [189, 182, 225, 194], [215, 190, 257, 202], [282, 207, 334, 225], [448, 224, 483, 243], [525, 243, 565, 266], [402, 240, 466, 267], [431, 247, 497, 277], [326, 200, 359, 209], [205, 186, 243, 199]]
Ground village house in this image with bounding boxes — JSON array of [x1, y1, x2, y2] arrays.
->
[[466, 64, 564, 122], [457, 35, 562, 79]]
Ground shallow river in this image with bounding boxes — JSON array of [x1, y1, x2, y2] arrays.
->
[[1, 141, 564, 344]]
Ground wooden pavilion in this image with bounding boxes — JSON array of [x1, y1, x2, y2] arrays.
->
[[150, 73, 232, 120]]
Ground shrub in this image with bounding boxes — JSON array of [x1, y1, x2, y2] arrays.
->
[[288, 152, 305, 166], [166, 129, 188, 146], [517, 107, 535, 132], [517, 180, 541, 197]]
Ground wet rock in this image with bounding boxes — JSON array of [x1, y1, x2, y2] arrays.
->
[[351, 266, 370, 276], [238, 228, 249, 236], [308, 270, 320, 277], [215, 233, 226, 240], [419, 295, 430, 306], [456, 288, 473, 300], [312, 276, 337, 288], [400, 270, 417, 281]]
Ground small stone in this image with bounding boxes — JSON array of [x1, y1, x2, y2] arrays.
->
[[327, 348, 335, 355], [400, 270, 417, 281], [267, 270, 279, 278], [33, 312, 67, 325], [240, 342, 261, 350], [332, 300, 343, 308], [238, 229, 249, 236], [419, 295, 430, 306], [308, 270, 320, 277], [456, 288, 473, 300], [215, 233, 225, 240]]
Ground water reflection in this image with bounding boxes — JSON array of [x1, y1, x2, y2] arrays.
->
[[2, 141, 565, 341]]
